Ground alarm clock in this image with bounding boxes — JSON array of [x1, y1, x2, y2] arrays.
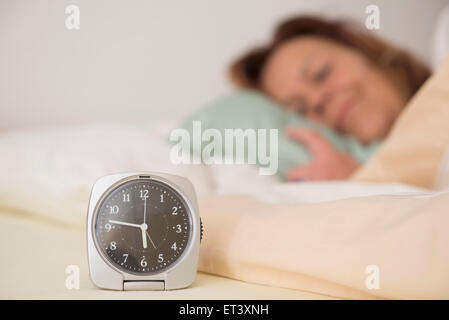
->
[[87, 172, 202, 290]]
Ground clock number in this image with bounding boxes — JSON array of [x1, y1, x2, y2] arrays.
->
[[123, 193, 130, 202], [158, 254, 164, 263], [171, 242, 177, 251], [175, 224, 182, 233], [160, 194, 164, 203], [109, 241, 117, 250], [109, 205, 119, 214], [140, 189, 149, 200], [122, 254, 129, 263], [105, 223, 112, 232], [140, 256, 147, 267], [172, 206, 178, 215]]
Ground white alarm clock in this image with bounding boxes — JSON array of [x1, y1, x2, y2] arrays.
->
[[87, 172, 202, 290]]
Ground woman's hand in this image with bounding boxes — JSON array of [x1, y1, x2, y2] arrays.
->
[[285, 127, 360, 181]]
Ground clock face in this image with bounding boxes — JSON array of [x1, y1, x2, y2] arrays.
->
[[94, 178, 192, 275]]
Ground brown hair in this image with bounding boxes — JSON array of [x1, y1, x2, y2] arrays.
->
[[229, 15, 431, 99]]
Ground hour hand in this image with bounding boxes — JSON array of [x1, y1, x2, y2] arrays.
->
[[108, 220, 141, 228]]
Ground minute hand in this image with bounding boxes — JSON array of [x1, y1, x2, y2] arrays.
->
[[108, 220, 141, 228]]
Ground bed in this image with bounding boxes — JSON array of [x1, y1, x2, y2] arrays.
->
[[0, 122, 446, 300], [1, 54, 449, 301]]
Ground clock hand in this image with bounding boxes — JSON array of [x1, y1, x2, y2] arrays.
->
[[109, 219, 151, 249], [108, 219, 141, 228], [141, 226, 148, 249], [142, 197, 156, 249], [143, 197, 147, 224], [146, 230, 157, 249]]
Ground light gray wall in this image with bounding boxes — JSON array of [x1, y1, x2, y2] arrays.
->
[[0, 0, 447, 129]]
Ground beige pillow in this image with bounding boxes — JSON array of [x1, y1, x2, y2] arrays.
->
[[351, 55, 449, 189]]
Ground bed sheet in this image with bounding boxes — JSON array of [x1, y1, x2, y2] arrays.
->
[[0, 208, 336, 300]]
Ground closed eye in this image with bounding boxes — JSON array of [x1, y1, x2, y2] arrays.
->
[[313, 64, 332, 84]]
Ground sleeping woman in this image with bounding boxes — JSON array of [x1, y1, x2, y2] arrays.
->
[[229, 16, 431, 181]]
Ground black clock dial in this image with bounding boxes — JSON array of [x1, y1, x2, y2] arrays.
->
[[94, 178, 192, 274]]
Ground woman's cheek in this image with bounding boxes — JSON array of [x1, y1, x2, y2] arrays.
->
[[348, 106, 391, 144]]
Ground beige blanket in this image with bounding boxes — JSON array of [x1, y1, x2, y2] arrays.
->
[[198, 191, 449, 299]]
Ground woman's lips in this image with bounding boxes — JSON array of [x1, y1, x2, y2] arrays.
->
[[335, 97, 356, 131]]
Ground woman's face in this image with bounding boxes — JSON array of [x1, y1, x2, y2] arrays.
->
[[261, 36, 407, 144]]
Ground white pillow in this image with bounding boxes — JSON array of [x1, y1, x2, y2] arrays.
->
[[0, 123, 214, 227]]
